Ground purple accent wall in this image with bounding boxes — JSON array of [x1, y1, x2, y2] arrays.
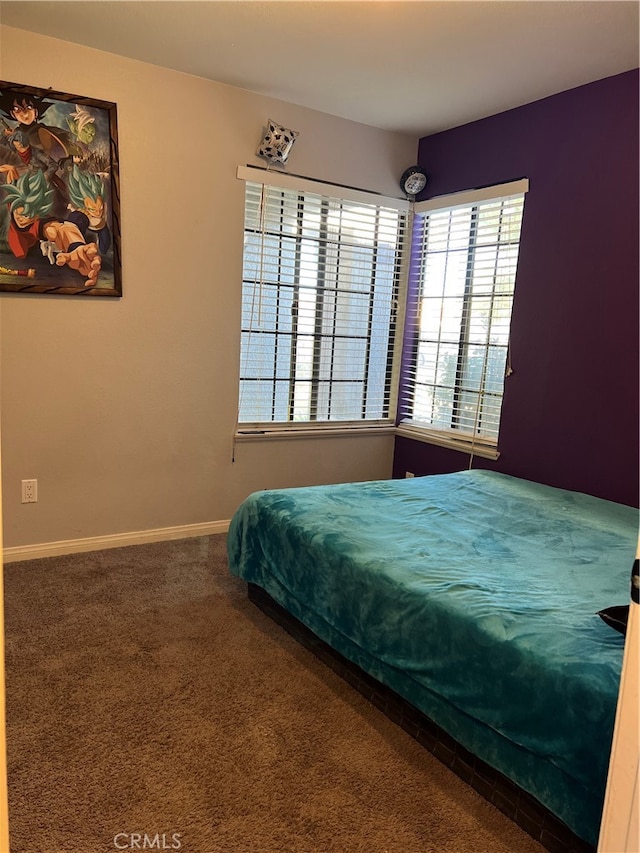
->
[[393, 70, 639, 507]]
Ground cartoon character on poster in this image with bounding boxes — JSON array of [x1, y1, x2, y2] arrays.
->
[[0, 82, 121, 296]]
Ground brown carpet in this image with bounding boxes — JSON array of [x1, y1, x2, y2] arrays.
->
[[4, 534, 543, 853]]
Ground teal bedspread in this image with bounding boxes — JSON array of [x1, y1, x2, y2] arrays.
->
[[227, 470, 638, 846]]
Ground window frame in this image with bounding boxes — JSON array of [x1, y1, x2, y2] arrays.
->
[[235, 166, 410, 439], [396, 179, 529, 459]]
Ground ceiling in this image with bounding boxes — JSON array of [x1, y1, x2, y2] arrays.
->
[[1, 1, 638, 137]]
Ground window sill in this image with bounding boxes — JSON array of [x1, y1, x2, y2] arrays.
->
[[235, 424, 397, 442], [394, 424, 500, 460], [235, 423, 500, 460]]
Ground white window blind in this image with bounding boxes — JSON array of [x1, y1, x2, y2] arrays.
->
[[398, 180, 528, 452], [238, 171, 408, 429]]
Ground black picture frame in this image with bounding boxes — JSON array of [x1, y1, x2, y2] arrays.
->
[[0, 80, 121, 297]]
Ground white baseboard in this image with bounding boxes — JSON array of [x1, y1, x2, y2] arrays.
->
[[2, 520, 231, 563]]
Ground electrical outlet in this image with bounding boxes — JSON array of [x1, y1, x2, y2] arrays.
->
[[21, 479, 37, 503]]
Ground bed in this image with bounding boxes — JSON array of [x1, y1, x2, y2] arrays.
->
[[227, 469, 638, 850]]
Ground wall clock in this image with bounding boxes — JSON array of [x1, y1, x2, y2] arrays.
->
[[400, 165, 427, 197]]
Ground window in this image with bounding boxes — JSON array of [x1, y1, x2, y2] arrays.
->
[[237, 168, 408, 433], [397, 180, 528, 457]]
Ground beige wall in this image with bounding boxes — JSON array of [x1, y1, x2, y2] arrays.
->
[[0, 26, 417, 549]]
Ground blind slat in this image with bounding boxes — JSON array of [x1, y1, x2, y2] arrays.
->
[[399, 187, 526, 445], [239, 180, 407, 425]]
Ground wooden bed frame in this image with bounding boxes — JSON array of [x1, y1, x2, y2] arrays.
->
[[248, 582, 595, 853]]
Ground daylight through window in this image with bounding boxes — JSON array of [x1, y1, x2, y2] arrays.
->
[[398, 180, 528, 454], [238, 174, 408, 429]]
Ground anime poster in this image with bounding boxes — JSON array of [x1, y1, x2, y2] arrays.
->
[[0, 81, 121, 296]]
